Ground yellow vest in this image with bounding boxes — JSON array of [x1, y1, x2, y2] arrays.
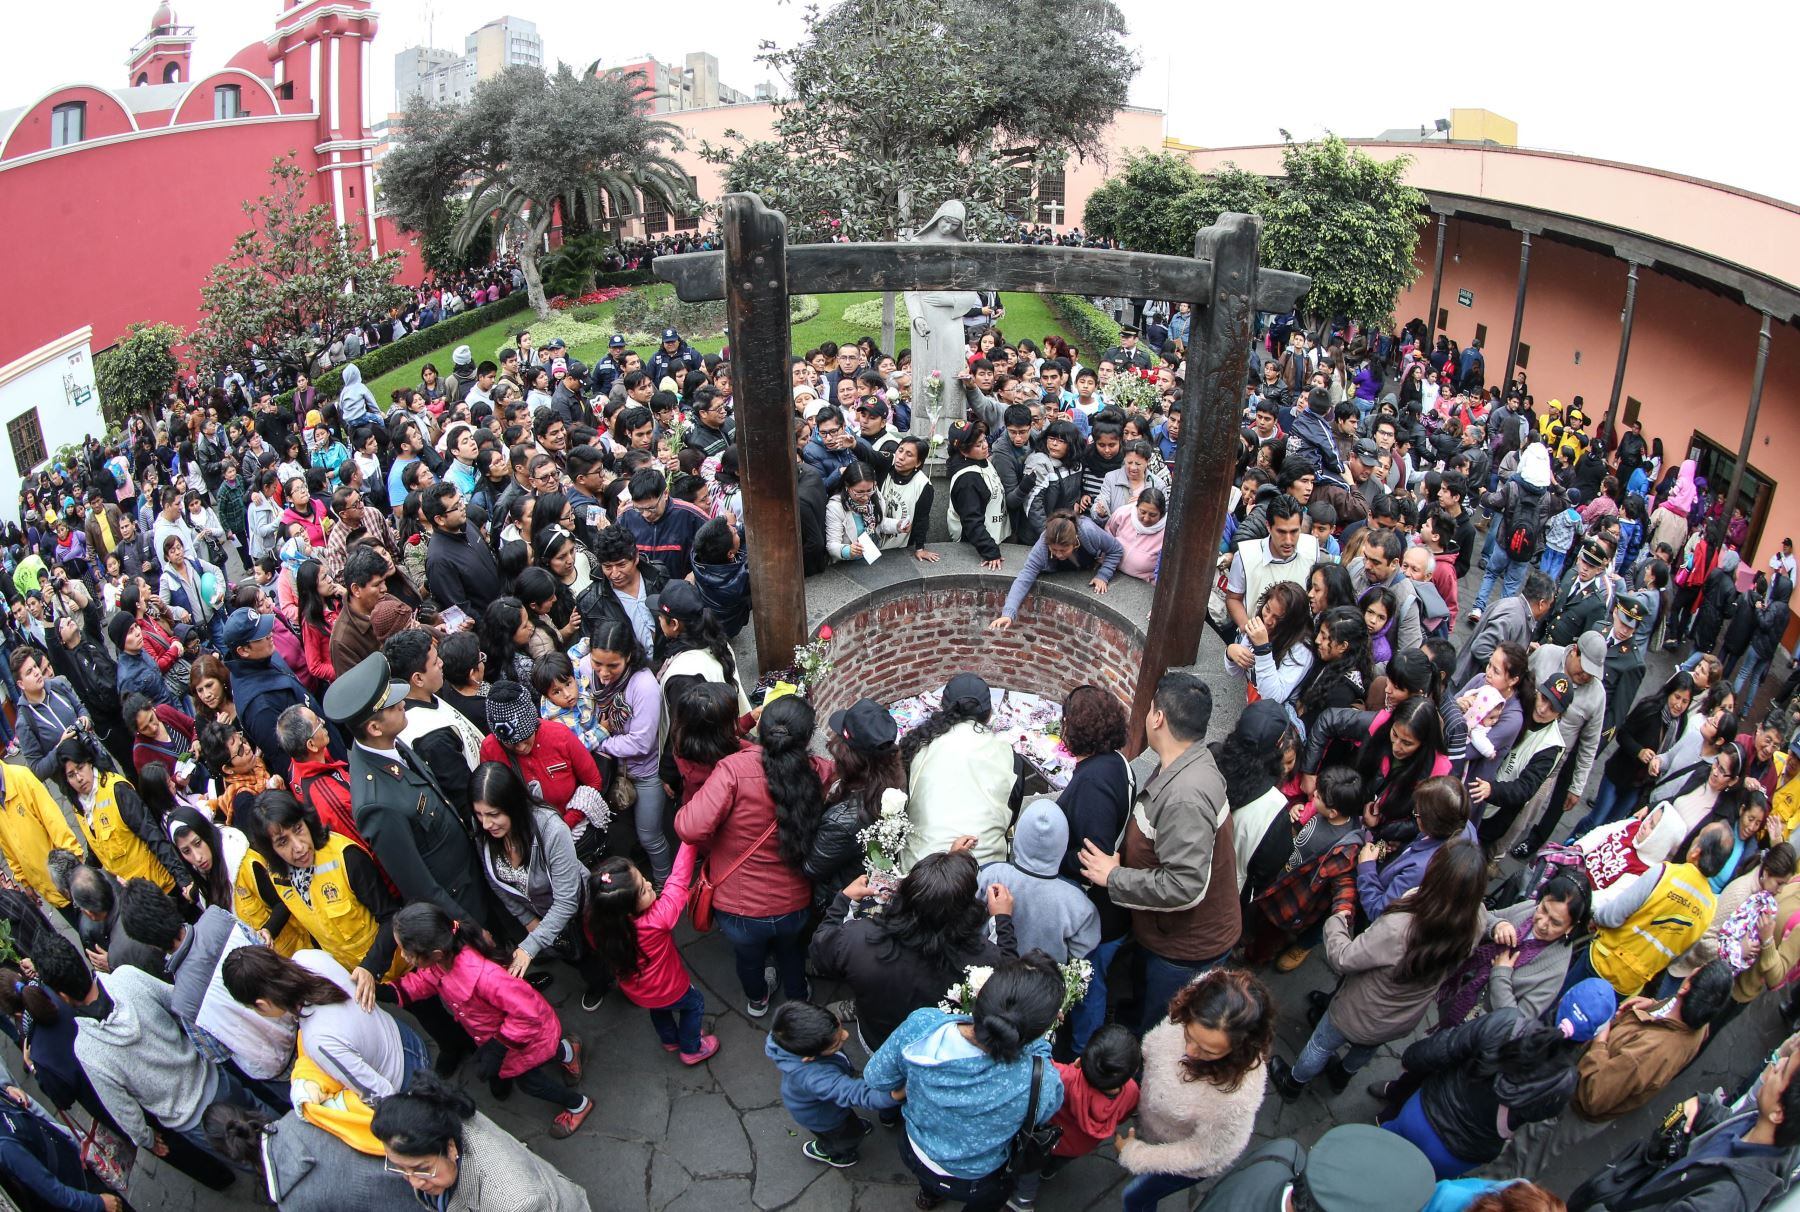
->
[[1592, 861, 1717, 995], [270, 834, 404, 980], [77, 773, 174, 892], [1775, 773, 1800, 835], [222, 826, 311, 958]]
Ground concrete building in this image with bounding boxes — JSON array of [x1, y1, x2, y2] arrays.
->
[[393, 15, 542, 111], [0, 329, 100, 514], [596, 51, 752, 113]]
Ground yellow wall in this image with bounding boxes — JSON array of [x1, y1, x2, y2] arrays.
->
[[1449, 109, 1518, 147]]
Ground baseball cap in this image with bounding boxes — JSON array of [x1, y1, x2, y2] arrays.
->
[[828, 699, 899, 752], [857, 396, 890, 419], [943, 673, 993, 713], [1555, 978, 1618, 1043], [1576, 631, 1606, 677], [649, 579, 706, 625], [221, 607, 276, 651], [544, 338, 567, 351], [661, 328, 681, 342], [1353, 438, 1382, 463], [609, 334, 626, 349], [1538, 673, 1574, 714]]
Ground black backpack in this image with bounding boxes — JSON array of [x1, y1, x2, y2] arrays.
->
[[1503, 489, 1550, 562]]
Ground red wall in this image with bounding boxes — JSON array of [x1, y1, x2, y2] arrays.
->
[[2, 87, 138, 158], [1396, 216, 1800, 571], [0, 116, 332, 358]]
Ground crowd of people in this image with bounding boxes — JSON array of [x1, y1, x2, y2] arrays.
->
[[0, 275, 1796, 1212]]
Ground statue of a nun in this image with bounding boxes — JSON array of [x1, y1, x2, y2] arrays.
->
[[903, 200, 983, 438]]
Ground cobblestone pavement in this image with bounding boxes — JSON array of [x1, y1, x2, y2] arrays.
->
[[81, 548, 1800, 1211]]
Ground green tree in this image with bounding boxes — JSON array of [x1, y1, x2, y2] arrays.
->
[[383, 66, 691, 319], [94, 321, 182, 431], [420, 197, 495, 278], [1083, 153, 1272, 257], [190, 155, 410, 385]]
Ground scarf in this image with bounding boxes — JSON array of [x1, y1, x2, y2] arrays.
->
[[847, 491, 881, 538], [1437, 924, 1554, 1027], [1130, 510, 1166, 536], [593, 669, 638, 738]]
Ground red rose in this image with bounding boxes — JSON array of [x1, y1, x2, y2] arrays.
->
[[818, 625, 834, 641]]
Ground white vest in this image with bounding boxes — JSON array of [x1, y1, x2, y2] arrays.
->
[[1239, 533, 1319, 613], [902, 721, 1015, 872], [947, 463, 1009, 545], [398, 695, 485, 767], [878, 472, 930, 550]]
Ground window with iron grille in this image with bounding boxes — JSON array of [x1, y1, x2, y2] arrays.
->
[[642, 190, 670, 233], [673, 176, 699, 231], [8, 410, 46, 476], [1035, 164, 1067, 225]]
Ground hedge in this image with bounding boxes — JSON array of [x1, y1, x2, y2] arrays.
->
[[1045, 294, 1122, 362], [278, 293, 533, 409], [594, 269, 659, 287]]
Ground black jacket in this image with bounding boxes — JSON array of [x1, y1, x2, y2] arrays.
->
[[576, 558, 667, 651], [796, 463, 829, 576], [1696, 571, 1744, 652], [803, 795, 869, 914], [1402, 1006, 1577, 1166], [1721, 588, 1760, 656], [809, 892, 1016, 1050], [1751, 580, 1793, 659], [1056, 752, 1133, 941], [425, 523, 503, 617]]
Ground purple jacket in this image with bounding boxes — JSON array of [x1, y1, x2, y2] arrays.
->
[[1357, 821, 1479, 919]]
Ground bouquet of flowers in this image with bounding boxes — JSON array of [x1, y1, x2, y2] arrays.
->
[[923, 369, 945, 410], [856, 788, 912, 904], [791, 626, 835, 692], [938, 958, 1095, 1028]]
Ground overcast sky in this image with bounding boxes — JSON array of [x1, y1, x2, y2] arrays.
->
[[19, 1, 1796, 205]]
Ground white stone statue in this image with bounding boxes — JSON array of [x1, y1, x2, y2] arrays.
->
[[903, 200, 983, 438]]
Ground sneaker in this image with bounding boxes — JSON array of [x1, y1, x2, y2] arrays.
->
[[680, 1034, 721, 1065], [803, 1140, 857, 1168], [559, 1038, 584, 1085], [829, 998, 858, 1024], [1465, 609, 1482, 625], [549, 1097, 592, 1139], [580, 987, 607, 1013], [661, 1042, 680, 1053], [526, 971, 554, 992], [915, 1192, 946, 1211], [746, 995, 771, 1018], [1510, 841, 1534, 862], [1006, 1198, 1037, 1212], [1274, 945, 1312, 973]]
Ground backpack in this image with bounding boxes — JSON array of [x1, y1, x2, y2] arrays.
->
[[1503, 488, 1551, 562]]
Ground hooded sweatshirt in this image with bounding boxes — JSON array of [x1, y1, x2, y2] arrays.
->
[[863, 1006, 1064, 1179], [1050, 1058, 1139, 1159], [763, 1034, 900, 1134], [336, 364, 378, 429], [74, 964, 217, 1149], [979, 799, 1100, 962]]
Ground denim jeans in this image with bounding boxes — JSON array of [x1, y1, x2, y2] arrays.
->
[[899, 1134, 1013, 1212], [716, 907, 811, 1002], [1567, 776, 1635, 839], [633, 773, 673, 884], [1290, 1007, 1377, 1084], [398, 1023, 430, 1088], [1069, 936, 1127, 1053], [1121, 1169, 1203, 1212], [1139, 946, 1229, 1034], [1736, 651, 1772, 702], [1539, 549, 1568, 580], [174, 1063, 281, 1168], [649, 984, 707, 1054], [1471, 552, 1527, 614]]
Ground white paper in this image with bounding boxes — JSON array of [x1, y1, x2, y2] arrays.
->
[[860, 539, 883, 564], [439, 605, 469, 630]]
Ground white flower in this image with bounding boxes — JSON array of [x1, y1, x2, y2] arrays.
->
[[965, 966, 995, 998], [879, 788, 909, 818]]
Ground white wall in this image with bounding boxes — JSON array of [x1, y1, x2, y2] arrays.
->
[[0, 328, 101, 516]]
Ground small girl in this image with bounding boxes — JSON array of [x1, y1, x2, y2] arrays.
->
[[1540, 487, 1582, 579], [533, 649, 608, 755], [585, 843, 719, 1065], [1361, 585, 1397, 668], [1462, 684, 1509, 762], [387, 903, 592, 1138]]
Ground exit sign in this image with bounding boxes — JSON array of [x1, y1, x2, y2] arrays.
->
[[1457, 289, 1474, 307]]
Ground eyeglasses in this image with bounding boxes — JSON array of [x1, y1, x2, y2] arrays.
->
[[383, 1158, 441, 1180]]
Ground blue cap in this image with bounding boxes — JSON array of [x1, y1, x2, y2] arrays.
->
[[221, 607, 275, 652], [609, 334, 626, 348], [1556, 978, 1618, 1043], [661, 327, 680, 342]]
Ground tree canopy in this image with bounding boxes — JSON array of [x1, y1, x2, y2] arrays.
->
[[94, 322, 182, 431], [703, 0, 1140, 243], [383, 65, 691, 317], [1084, 138, 1427, 326], [190, 155, 409, 386]]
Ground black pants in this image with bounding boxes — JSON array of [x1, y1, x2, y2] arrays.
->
[[900, 1135, 1015, 1212], [812, 1113, 870, 1162], [495, 1051, 581, 1112]]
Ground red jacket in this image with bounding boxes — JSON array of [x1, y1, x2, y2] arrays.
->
[[394, 945, 561, 1077], [138, 616, 182, 672], [1049, 1060, 1140, 1158], [479, 721, 600, 829], [288, 753, 397, 893], [298, 616, 336, 690], [608, 841, 698, 1009], [132, 706, 195, 777], [674, 747, 834, 918]]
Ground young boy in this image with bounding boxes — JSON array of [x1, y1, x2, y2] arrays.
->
[[977, 799, 1099, 963], [1540, 486, 1583, 579], [1306, 500, 1340, 562], [1011, 1025, 1142, 1210], [766, 1001, 899, 1168], [532, 648, 607, 756]]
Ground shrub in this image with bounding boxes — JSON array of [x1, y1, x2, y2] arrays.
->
[[840, 297, 910, 329], [789, 294, 821, 324], [1046, 295, 1121, 364], [595, 269, 657, 287], [276, 293, 531, 410]]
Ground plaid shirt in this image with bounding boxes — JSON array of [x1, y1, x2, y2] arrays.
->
[[320, 509, 398, 585], [1248, 835, 1362, 939]]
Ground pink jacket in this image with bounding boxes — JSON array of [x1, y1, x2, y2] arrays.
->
[[1104, 508, 1163, 583], [394, 946, 561, 1077], [611, 842, 698, 1010]]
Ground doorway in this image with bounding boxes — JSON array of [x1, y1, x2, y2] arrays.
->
[[1686, 430, 1776, 558]]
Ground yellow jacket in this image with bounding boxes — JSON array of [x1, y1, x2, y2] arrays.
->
[[0, 763, 81, 907]]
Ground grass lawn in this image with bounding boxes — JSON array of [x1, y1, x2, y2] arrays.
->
[[365, 289, 1077, 403]]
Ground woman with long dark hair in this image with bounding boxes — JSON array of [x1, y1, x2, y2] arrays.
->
[[515, 566, 577, 659], [1294, 605, 1372, 730], [168, 802, 311, 955], [589, 621, 668, 883], [1270, 838, 1487, 1100], [674, 695, 833, 1018], [900, 672, 1023, 869], [1453, 642, 1529, 784], [1056, 685, 1134, 1051], [654, 581, 750, 721], [1223, 579, 1313, 707], [1022, 419, 1087, 544], [668, 679, 746, 809], [293, 560, 341, 689], [1571, 669, 1695, 835], [1216, 701, 1295, 901], [478, 596, 536, 688], [811, 849, 1017, 1052], [1307, 560, 1357, 623], [804, 698, 905, 911], [1120, 969, 1274, 1211], [945, 419, 1008, 567]]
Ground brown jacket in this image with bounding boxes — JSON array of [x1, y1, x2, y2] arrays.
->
[[1570, 1001, 1708, 1122], [1733, 877, 1800, 1003], [1110, 742, 1240, 963], [1320, 907, 1468, 1045]]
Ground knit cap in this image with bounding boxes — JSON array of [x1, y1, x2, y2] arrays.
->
[[486, 680, 540, 746]]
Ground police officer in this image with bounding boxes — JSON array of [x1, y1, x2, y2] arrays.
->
[[1102, 325, 1154, 372], [588, 334, 628, 397], [323, 653, 487, 930], [648, 327, 702, 385]]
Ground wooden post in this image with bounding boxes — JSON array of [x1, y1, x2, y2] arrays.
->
[[1604, 261, 1639, 436], [1425, 212, 1447, 349], [1724, 310, 1773, 536], [1127, 213, 1261, 754], [721, 193, 808, 667], [1502, 228, 1534, 389]]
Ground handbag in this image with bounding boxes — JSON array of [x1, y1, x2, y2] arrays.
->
[[690, 817, 779, 933], [58, 1109, 133, 1193], [1005, 1055, 1062, 1177]]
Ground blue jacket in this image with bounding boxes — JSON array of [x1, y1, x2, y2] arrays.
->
[[1358, 821, 1479, 918], [802, 434, 859, 493], [764, 1035, 898, 1133], [0, 1094, 104, 1212], [865, 1006, 1062, 1179], [692, 554, 751, 638], [225, 654, 333, 784], [116, 647, 173, 706], [1285, 402, 1346, 482], [614, 499, 710, 581]]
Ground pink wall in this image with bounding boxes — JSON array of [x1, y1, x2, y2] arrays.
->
[[2, 87, 138, 158], [1399, 216, 1800, 571]]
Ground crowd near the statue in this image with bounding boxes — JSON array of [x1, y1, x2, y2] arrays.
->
[[1, 242, 1799, 1212]]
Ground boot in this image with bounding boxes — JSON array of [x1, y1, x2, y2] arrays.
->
[[1323, 1056, 1353, 1095], [1267, 1055, 1308, 1103]]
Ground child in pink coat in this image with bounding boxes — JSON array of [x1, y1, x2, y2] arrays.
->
[[389, 902, 592, 1137], [585, 842, 719, 1064]]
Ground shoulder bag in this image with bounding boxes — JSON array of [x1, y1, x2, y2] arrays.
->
[[690, 816, 778, 933], [1004, 1055, 1063, 1177]]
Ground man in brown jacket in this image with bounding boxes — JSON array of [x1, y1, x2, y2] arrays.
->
[[1080, 672, 1240, 1031], [1502, 958, 1733, 1174]]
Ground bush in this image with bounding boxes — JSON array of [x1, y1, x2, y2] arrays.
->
[[1046, 294, 1121, 364], [595, 269, 658, 287], [789, 294, 821, 325], [571, 306, 606, 323], [277, 293, 532, 409], [839, 297, 909, 329]]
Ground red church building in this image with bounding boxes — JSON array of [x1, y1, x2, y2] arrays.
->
[[0, 0, 418, 369]]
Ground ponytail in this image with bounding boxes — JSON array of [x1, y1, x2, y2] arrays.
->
[[392, 902, 505, 967]]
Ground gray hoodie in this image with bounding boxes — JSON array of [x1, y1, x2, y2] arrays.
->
[[979, 798, 1100, 962], [74, 964, 216, 1149], [336, 363, 379, 428]]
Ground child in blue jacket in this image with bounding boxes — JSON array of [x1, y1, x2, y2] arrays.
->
[[765, 1001, 900, 1167]]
